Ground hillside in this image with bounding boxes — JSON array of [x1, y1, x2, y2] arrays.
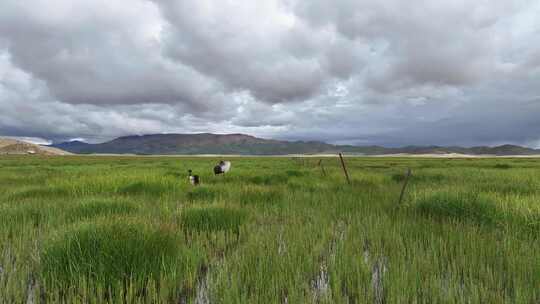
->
[[0, 138, 71, 155], [50, 133, 540, 156], [51, 134, 338, 155]]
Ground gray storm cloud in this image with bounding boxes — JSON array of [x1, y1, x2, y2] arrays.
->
[[0, 0, 539, 147]]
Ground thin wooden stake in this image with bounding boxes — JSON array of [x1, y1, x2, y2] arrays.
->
[[397, 168, 412, 205], [338, 153, 351, 185]]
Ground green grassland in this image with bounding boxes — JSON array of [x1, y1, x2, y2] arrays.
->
[[1, 155, 539, 303]]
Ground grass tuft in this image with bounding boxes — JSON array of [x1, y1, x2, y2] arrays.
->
[[186, 187, 216, 202], [181, 206, 247, 234], [239, 188, 283, 207], [414, 192, 502, 226], [413, 191, 540, 234], [40, 220, 202, 295], [69, 198, 138, 220], [391, 172, 407, 183], [285, 170, 304, 177], [9, 186, 69, 200], [0, 204, 44, 227], [249, 174, 288, 185], [117, 181, 168, 196]]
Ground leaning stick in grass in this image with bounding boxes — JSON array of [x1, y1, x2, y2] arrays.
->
[[318, 159, 327, 176], [397, 168, 412, 205], [338, 153, 351, 185]]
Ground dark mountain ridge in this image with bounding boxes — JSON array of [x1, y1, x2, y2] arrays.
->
[[49, 133, 540, 155]]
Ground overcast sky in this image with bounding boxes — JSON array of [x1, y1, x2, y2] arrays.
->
[[1, 1, 540, 147]]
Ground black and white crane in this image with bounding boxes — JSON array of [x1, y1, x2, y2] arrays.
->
[[213, 160, 231, 175], [188, 169, 200, 185]]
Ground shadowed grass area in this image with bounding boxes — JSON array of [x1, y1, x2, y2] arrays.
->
[[180, 206, 247, 235], [391, 171, 446, 184], [117, 181, 170, 196], [8, 186, 70, 200], [68, 198, 138, 220], [412, 191, 540, 234], [40, 219, 203, 298], [249, 174, 288, 185], [474, 179, 539, 195], [413, 192, 502, 225], [186, 186, 217, 202], [238, 188, 284, 207], [494, 163, 512, 169], [285, 170, 306, 177], [0, 204, 45, 228]]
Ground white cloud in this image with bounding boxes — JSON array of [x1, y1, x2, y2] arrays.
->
[[0, 0, 539, 146]]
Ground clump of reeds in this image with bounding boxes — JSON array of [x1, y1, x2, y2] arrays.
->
[[40, 219, 202, 299], [180, 206, 247, 236], [187, 187, 216, 202], [413, 191, 540, 234], [68, 198, 138, 220]]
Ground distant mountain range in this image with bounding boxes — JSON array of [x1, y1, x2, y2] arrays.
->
[[48, 133, 540, 156]]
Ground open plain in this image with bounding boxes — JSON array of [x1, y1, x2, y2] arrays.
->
[[1, 155, 539, 303]]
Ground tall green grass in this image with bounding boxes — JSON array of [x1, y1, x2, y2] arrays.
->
[[40, 219, 204, 300], [412, 191, 540, 235], [180, 206, 247, 235], [1, 155, 540, 302]]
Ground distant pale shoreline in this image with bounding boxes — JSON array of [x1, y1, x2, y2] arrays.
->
[[32, 153, 540, 158]]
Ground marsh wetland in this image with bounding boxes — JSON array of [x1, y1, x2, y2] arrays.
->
[[1, 156, 539, 303]]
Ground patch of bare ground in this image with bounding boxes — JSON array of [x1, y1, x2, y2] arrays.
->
[[0, 138, 71, 155]]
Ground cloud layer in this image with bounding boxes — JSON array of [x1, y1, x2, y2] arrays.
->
[[1, 0, 539, 146]]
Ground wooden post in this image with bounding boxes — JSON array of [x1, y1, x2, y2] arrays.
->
[[318, 159, 327, 176], [397, 168, 412, 205], [338, 153, 351, 185]]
